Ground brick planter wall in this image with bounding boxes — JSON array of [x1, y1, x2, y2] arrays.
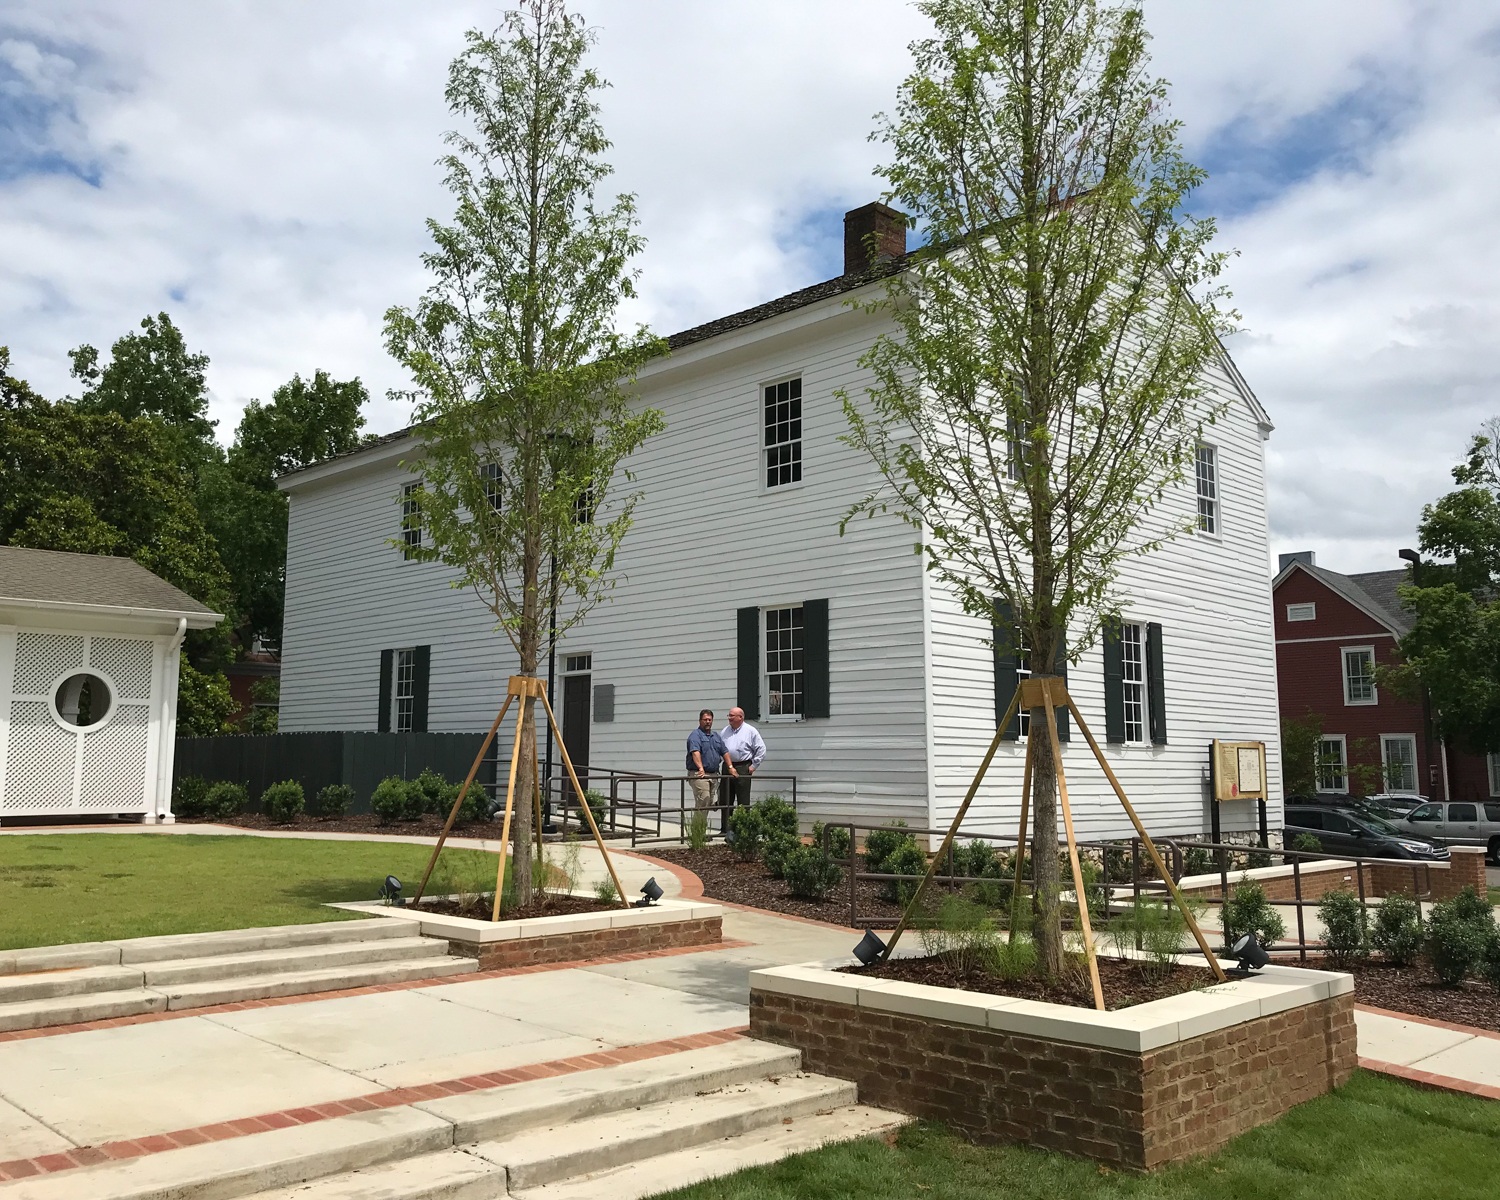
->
[[749, 963, 1355, 1171], [1178, 846, 1488, 905], [453, 915, 721, 970]]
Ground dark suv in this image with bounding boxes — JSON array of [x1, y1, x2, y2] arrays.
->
[[1284, 805, 1450, 861]]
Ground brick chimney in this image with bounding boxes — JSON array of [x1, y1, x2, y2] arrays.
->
[[1278, 551, 1316, 572], [843, 202, 908, 275]]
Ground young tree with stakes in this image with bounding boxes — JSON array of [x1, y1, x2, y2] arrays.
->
[[842, 0, 1235, 976], [385, 2, 664, 905]]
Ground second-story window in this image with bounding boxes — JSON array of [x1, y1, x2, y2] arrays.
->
[[1195, 444, 1218, 534], [1342, 646, 1376, 705], [479, 462, 503, 513], [764, 377, 802, 488], [401, 482, 424, 558]]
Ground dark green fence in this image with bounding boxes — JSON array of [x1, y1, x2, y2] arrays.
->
[[173, 732, 496, 814]]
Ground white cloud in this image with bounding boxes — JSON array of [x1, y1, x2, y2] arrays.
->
[[1, 0, 1497, 575]]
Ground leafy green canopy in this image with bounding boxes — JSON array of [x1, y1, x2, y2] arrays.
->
[[1393, 418, 1500, 753]]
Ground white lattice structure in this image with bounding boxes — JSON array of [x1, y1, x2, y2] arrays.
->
[[0, 547, 222, 823]]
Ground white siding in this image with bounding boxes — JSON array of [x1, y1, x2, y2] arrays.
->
[[281, 296, 931, 825], [926, 356, 1282, 844]]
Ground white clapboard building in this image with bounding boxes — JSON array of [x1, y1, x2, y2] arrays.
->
[[277, 205, 1281, 841]]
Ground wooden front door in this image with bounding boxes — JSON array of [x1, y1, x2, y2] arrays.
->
[[561, 673, 591, 789]]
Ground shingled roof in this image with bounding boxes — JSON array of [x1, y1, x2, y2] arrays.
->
[[0, 546, 221, 623], [1281, 561, 1413, 636]]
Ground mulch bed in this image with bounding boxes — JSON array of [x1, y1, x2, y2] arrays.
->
[[1295, 954, 1500, 1034], [646, 844, 897, 927], [413, 892, 616, 923], [844, 953, 1210, 1011], [178, 813, 496, 837]]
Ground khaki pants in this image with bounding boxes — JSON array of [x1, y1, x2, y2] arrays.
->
[[689, 776, 715, 811]]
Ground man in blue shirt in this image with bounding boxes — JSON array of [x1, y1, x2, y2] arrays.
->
[[686, 709, 727, 822]]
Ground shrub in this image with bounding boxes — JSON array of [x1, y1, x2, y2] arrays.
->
[[729, 794, 798, 863], [686, 808, 710, 851], [578, 789, 609, 832], [1221, 877, 1285, 950], [172, 775, 211, 819], [1182, 846, 1212, 877], [413, 769, 454, 817], [1481, 933, 1500, 994], [593, 878, 620, 904], [1290, 832, 1323, 854], [952, 839, 997, 880], [864, 821, 916, 874], [315, 784, 354, 820], [761, 831, 801, 879], [1245, 847, 1273, 869], [1451, 885, 1494, 926], [811, 821, 851, 860], [756, 794, 798, 839], [994, 933, 1038, 982], [201, 781, 246, 821], [260, 779, 305, 825], [1371, 894, 1423, 968], [784, 845, 842, 900], [880, 842, 929, 905], [371, 776, 418, 823], [1317, 889, 1367, 968], [1426, 899, 1492, 986], [919, 894, 1001, 979]]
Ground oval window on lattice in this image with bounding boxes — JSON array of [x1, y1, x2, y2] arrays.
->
[[53, 673, 113, 730]]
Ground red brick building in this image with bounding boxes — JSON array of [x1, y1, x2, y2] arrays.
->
[[1273, 552, 1494, 803]]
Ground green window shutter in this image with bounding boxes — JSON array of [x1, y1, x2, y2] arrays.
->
[[736, 607, 761, 721], [802, 598, 830, 719], [1045, 634, 1070, 743], [1102, 624, 1125, 744], [992, 599, 1020, 740], [1147, 622, 1167, 745], [411, 645, 431, 733], [377, 649, 393, 733]]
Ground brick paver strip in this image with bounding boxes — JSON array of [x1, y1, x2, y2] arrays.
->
[[0, 938, 749, 1045], [1358, 1055, 1500, 1101], [0, 1025, 750, 1182]]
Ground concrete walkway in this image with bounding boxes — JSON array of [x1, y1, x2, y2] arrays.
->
[[1355, 1006, 1500, 1101]]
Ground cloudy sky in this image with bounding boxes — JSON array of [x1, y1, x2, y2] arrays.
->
[[2, 1, 1497, 575]]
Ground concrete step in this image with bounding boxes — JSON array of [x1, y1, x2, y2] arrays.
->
[[115, 919, 410, 964], [515, 1103, 913, 1200], [158, 955, 478, 1010], [416, 1037, 804, 1144], [470, 1072, 859, 1191], [238, 1149, 504, 1199], [142, 937, 449, 987], [0, 964, 143, 1004], [0, 1106, 453, 1200], [0, 987, 165, 1034]]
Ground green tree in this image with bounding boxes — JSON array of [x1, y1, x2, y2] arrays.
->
[[1280, 712, 1324, 797], [384, 3, 664, 903], [841, 0, 1232, 974], [1392, 421, 1500, 754]]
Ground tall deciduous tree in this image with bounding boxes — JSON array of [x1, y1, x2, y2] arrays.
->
[[385, 2, 664, 904], [842, 0, 1233, 974], [1392, 420, 1500, 754]]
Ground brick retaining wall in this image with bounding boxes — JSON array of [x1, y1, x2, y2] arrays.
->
[[1178, 846, 1488, 905], [749, 987, 1355, 1170], [451, 915, 722, 971]]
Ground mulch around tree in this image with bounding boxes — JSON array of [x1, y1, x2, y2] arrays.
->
[[413, 892, 617, 923], [1295, 954, 1500, 1034], [844, 953, 1211, 1011]]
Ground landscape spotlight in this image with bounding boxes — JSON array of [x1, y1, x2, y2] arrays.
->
[[1230, 933, 1269, 973], [852, 929, 887, 966], [381, 875, 404, 906], [639, 877, 664, 905]]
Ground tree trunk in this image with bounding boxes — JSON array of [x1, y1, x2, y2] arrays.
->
[[1028, 683, 1064, 977]]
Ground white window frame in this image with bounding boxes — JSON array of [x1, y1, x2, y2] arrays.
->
[[1488, 752, 1500, 799], [762, 604, 805, 721], [761, 376, 803, 491], [562, 653, 592, 675], [1380, 733, 1419, 795], [401, 482, 423, 557], [1121, 621, 1147, 745], [1195, 443, 1219, 536], [1341, 645, 1377, 706], [1286, 602, 1316, 622], [392, 648, 416, 733], [1316, 734, 1348, 793], [479, 461, 503, 513]]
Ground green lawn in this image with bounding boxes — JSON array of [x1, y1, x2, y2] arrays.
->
[[0, 834, 494, 949], [655, 1072, 1500, 1200]]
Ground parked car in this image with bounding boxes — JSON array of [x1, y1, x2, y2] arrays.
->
[[1286, 793, 1419, 825], [1284, 805, 1451, 861], [1361, 793, 1427, 820], [1395, 800, 1500, 864]]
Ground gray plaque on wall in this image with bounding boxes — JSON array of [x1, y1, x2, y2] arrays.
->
[[593, 683, 615, 722]]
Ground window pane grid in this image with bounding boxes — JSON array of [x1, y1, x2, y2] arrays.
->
[[1317, 737, 1347, 792], [402, 483, 423, 552], [764, 378, 803, 488], [1122, 623, 1145, 743], [480, 462, 502, 512], [1382, 736, 1417, 793], [1196, 445, 1217, 534], [1344, 649, 1375, 703], [394, 648, 415, 733], [1014, 626, 1032, 738], [765, 606, 804, 717]]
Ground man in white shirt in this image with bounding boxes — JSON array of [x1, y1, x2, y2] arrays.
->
[[718, 707, 767, 833]]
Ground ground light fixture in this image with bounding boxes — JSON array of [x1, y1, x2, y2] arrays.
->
[[1230, 933, 1270, 973], [634, 877, 664, 907], [381, 875, 404, 906], [853, 929, 888, 966]]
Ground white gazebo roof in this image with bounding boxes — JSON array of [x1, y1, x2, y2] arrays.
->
[[0, 547, 222, 629]]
